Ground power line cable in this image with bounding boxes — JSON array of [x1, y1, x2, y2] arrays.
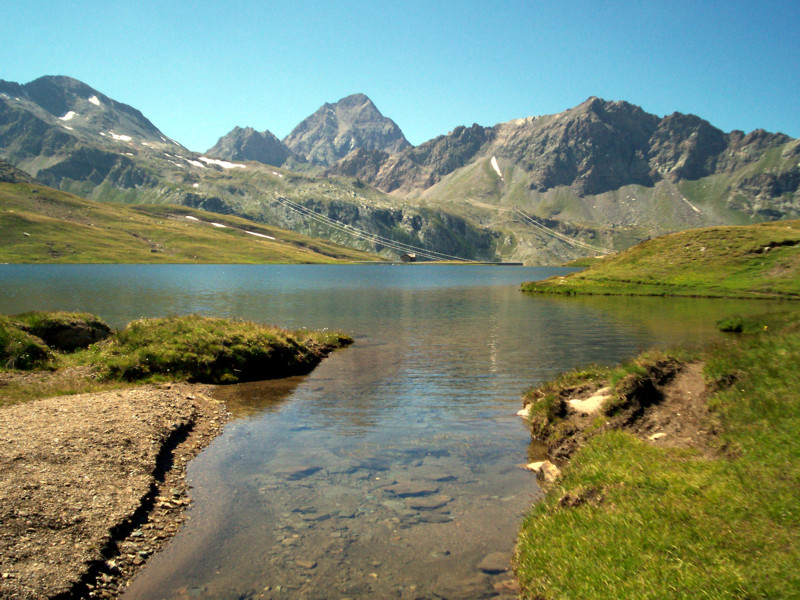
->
[[512, 209, 611, 254], [271, 196, 476, 262]]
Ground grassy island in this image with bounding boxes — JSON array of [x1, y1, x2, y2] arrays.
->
[[1, 311, 351, 405], [522, 220, 800, 299], [515, 311, 800, 598]]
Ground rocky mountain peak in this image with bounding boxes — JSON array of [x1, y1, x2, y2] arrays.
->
[[0, 74, 167, 159], [283, 93, 410, 166], [23, 76, 99, 117], [206, 126, 290, 167]]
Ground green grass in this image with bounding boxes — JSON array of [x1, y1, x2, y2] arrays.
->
[[79, 315, 351, 384], [0, 312, 352, 404], [0, 182, 381, 263], [522, 220, 800, 298], [0, 315, 53, 370], [515, 313, 800, 599], [562, 256, 602, 268]]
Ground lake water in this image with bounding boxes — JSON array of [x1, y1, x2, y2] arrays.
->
[[0, 265, 781, 599]]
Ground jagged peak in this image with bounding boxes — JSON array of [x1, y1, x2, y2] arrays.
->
[[336, 92, 373, 106], [313, 93, 381, 119], [578, 95, 604, 109], [284, 92, 409, 166]]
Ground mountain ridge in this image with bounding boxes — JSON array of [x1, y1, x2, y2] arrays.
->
[[328, 96, 797, 199], [2, 75, 799, 265]]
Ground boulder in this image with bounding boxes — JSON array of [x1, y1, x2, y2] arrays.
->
[[524, 460, 561, 483]]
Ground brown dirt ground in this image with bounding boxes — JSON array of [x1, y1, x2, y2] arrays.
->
[[627, 361, 718, 456], [0, 382, 229, 599], [532, 361, 717, 464]]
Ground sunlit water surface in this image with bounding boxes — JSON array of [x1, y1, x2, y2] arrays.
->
[[0, 265, 783, 599]]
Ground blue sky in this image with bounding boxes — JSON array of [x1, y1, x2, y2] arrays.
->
[[4, 0, 799, 152]]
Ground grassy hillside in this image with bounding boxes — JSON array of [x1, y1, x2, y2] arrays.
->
[[522, 220, 800, 298], [515, 312, 800, 598], [0, 182, 381, 263]]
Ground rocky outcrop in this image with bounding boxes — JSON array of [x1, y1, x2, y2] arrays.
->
[[35, 147, 157, 189], [265, 195, 499, 261], [648, 112, 727, 180], [283, 93, 410, 166], [323, 147, 390, 181], [0, 158, 35, 183], [206, 126, 291, 167], [0, 101, 77, 162]]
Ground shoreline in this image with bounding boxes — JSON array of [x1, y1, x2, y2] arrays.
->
[[514, 312, 800, 598], [0, 382, 230, 599]]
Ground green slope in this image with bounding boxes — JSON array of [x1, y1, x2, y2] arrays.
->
[[522, 220, 800, 298], [0, 182, 381, 263]]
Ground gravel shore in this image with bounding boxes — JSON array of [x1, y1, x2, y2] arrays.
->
[[0, 383, 228, 599]]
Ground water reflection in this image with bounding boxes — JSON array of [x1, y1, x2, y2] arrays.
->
[[213, 377, 306, 419]]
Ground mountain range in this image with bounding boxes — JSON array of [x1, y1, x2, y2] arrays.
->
[[1, 75, 798, 264]]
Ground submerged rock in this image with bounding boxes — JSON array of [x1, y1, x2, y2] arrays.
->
[[405, 495, 451, 511], [275, 466, 322, 480], [384, 481, 438, 497], [478, 552, 511, 574]]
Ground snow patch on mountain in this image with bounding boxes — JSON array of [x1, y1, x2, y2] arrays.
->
[[246, 231, 276, 240], [109, 132, 132, 142], [490, 156, 504, 181], [59, 111, 77, 121], [88, 95, 100, 106], [199, 157, 246, 169], [682, 197, 702, 214]]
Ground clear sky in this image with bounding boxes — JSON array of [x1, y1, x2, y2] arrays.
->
[[4, 0, 799, 152]]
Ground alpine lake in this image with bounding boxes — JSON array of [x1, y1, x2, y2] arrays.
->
[[0, 264, 784, 599]]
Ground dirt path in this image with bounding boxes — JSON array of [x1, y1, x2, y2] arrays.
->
[[628, 362, 717, 455], [0, 383, 228, 599]]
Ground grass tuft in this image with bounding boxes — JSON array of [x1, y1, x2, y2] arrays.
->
[[1, 312, 352, 404]]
